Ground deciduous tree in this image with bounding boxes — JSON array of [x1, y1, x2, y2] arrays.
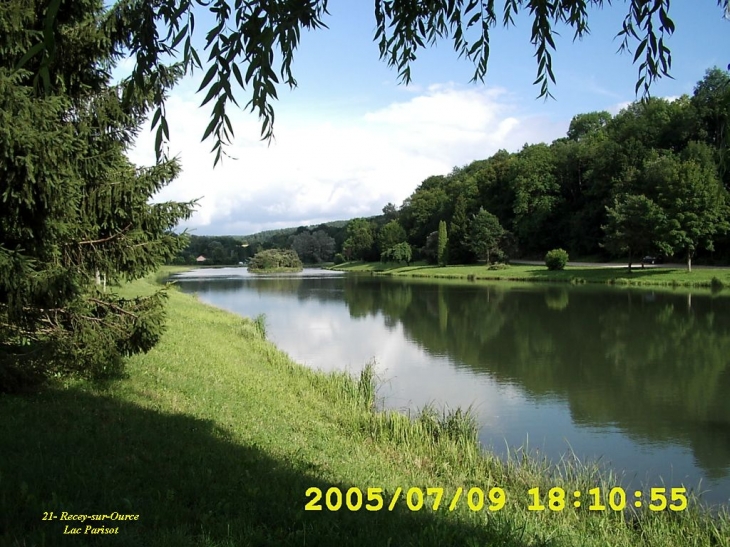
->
[[468, 208, 504, 265], [382, 242, 412, 265], [343, 218, 375, 261], [647, 143, 730, 271], [510, 143, 561, 251], [602, 194, 667, 272], [377, 220, 407, 255]]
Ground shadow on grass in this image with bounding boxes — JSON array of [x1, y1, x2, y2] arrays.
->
[[1, 387, 533, 547]]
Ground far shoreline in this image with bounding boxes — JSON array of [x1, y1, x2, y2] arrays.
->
[[326, 260, 730, 291]]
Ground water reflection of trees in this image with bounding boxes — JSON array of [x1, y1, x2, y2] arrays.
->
[[176, 276, 348, 304], [342, 278, 730, 478]]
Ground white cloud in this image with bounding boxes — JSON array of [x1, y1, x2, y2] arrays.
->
[[130, 82, 568, 235], [608, 100, 633, 115], [607, 94, 684, 115]]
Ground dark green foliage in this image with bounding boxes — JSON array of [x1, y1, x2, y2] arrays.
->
[[602, 194, 667, 272], [333, 253, 346, 265], [291, 230, 336, 263], [343, 218, 376, 261], [386, 68, 730, 265], [545, 249, 569, 271], [711, 276, 725, 291], [467, 208, 504, 265], [381, 202, 399, 222], [247, 249, 303, 272], [422, 230, 439, 264], [691, 68, 730, 176], [437, 220, 448, 266], [498, 231, 519, 263], [644, 143, 730, 270], [0, 0, 194, 389], [567, 111, 612, 141], [511, 143, 562, 252], [175, 222, 348, 265], [377, 220, 407, 255], [381, 242, 412, 264], [175, 235, 251, 265], [447, 194, 472, 264], [399, 176, 449, 245]]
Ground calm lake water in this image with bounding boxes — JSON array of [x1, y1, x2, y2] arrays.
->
[[173, 268, 730, 507]]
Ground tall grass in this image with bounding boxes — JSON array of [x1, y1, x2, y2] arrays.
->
[[253, 313, 267, 339]]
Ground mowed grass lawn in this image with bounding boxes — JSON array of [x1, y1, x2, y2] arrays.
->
[[331, 261, 730, 289], [1, 272, 728, 546]]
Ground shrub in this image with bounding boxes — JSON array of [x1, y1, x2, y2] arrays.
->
[[545, 248, 569, 270], [333, 253, 345, 265], [247, 249, 303, 272], [711, 276, 725, 292], [382, 242, 412, 264]]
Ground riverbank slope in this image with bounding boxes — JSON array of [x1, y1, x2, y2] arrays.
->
[[1, 272, 727, 546]]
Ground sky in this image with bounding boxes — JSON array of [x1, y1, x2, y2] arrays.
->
[[123, 1, 729, 236]]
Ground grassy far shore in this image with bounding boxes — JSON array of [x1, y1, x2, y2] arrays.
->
[[1, 271, 728, 546], [248, 267, 303, 274], [329, 260, 730, 290]]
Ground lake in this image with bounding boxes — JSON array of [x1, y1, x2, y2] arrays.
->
[[172, 267, 730, 507]]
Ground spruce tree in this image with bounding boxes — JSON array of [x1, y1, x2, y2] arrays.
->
[[0, 0, 195, 389]]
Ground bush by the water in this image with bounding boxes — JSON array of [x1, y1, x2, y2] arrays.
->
[[545, 248, 569, 270], [248, 249, 303, 272], [333, 253, 345, 265], [381, 242, 412, 264]]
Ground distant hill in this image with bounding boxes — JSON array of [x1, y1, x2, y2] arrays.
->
[[172, 220, 354, 266], [241, 220, 349, 244]]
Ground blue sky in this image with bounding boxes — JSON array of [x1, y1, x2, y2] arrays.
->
[[126, 1, 729, 235]]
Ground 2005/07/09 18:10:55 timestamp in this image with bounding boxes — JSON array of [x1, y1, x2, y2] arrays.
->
[[305, 486, 689, 512]]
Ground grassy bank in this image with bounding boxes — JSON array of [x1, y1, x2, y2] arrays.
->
[[1, 273, 728, 546], [330, 261, 730, 290], [248, 267, 304, 274]]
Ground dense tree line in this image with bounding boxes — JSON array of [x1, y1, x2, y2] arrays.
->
[[178, 69, 729, 271], [391, 68, 730, 269], [175, 224, 343, 265]]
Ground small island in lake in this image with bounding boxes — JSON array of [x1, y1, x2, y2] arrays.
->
[[247, 249, 303, 273]]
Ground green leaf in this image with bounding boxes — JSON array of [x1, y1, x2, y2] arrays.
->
[[200, 80, 221, 106], [232, 63, 245, 89], [155, 126, 164, 159], [201, 118, 218, 142], [44, 0, 62, 32], [15, 42, 45, 70], [171, 24, 189, 49], [658, 8, 675, 33], [39, 65, 50, 93], [151, 108, 162, 129], [198, 64, 218, 92]]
